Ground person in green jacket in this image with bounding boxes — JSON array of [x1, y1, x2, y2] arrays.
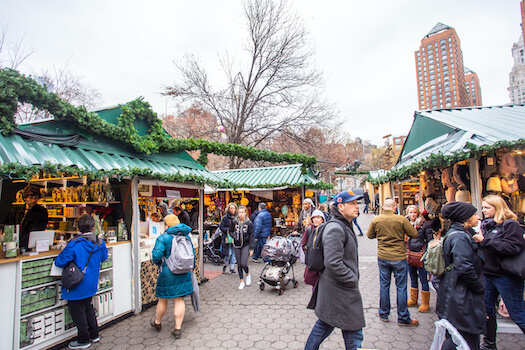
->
[[367, 198, 419, 326]]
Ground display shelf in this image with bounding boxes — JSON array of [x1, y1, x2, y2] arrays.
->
[[48, 215, 79, 219], [21, 303, 59, 319], [19, 327, 77, 350], [21, 281, 59, 292], [100, 268, 112, 273], [13, 201, 120, 206], [96, 287, 113, 295]]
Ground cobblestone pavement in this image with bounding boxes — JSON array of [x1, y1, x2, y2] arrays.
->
[[61, 211, 525, 349]]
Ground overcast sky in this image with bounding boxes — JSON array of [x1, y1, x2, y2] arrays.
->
[[1, 0, 522, 145]]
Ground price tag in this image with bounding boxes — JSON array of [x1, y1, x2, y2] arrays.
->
[[36, 240, 50, 252]]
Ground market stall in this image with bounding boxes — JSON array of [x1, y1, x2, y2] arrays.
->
[[0, 107, 221, 349], [367, 104, 525, 333], [211, 164, 326, 235]]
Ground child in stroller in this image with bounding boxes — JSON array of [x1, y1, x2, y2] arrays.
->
[[258, 235, 300, 295]]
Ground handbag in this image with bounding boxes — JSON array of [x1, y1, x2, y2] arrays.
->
[[496, 248, 525, 280], [62, 241, 96, 290], [406, 241, 425, 268], [225, 233, 234, 244]]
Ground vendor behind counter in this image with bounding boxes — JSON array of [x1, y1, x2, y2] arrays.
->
[[4, 184, 48, 251]]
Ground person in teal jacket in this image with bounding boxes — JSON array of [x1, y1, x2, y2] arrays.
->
[[151, 214, 194, 339]]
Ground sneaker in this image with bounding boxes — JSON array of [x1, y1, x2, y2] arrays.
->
[[91, 337, 100, 343], [238, 281, 246, 290], [251, 257, 259, 262], [398, 319, 419, 327], [68, 341, 91, 349], [379, 315, 389, 322], [230, 269, 236, 274], [245, 274, 252, 286], [222, 265, 227, 274]]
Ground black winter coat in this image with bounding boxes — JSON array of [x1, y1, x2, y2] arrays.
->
[[437, 222, 486, 334], [408, 221, 433, 252], [229, 218, 254, 248], [480, 218, 525, 276], [5, 204, 48, 250]]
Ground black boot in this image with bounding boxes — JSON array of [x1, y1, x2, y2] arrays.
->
[[481, 316, 497, 350]]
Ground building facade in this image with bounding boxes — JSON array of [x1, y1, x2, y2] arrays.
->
[[415, 22, 481, 110], [464, 67, 482, 106], [508, 1, 525, 104]]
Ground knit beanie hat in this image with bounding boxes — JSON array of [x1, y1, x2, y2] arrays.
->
[[441, 202, 477, 223], [311, 209, 325, 220], [486, 176, 502, 192], [164, 214, 180, 227], [445, 187, 457, 203], [498, 153, 519, 174]]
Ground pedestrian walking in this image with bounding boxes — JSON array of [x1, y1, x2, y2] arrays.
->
[[305, 190, 365, 350], [353, 212, 363, 236], [405, 205, 433, 313], [366, 198, 419, 326], [437, 202, 485, 350], [54, 215, 108, 349], [472, 195, 525, 349], [373, 192, 380, 215], [229, 205, 254, 290], [363, 189, 370, 214], [300, 209, 325, 287], [151, 214, 194, 339], [251, 202, 272, 262], [216, 203, 237, 273]]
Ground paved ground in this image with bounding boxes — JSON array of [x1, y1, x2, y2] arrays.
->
[[60, 210, 525, 349]]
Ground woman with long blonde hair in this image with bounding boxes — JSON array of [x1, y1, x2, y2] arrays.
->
[[473, 195, 525, 349], [405, 205, 433, 313]]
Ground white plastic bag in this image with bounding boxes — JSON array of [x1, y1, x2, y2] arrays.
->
[[430, 319, 470, 350]]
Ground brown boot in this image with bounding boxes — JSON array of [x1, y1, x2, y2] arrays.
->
[[419, 291, 430, 313], [407, 288, 419, 307]]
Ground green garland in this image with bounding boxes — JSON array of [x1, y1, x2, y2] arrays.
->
[[334, 171, 370, 175], [365, 139, 525, 185], [0, 161, 333, 190], [0, 69, 317, 170]]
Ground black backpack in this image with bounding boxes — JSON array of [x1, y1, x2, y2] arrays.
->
[[305, 219, 344, 272]]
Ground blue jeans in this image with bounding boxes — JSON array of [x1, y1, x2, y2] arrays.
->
[[484, 274, 525, 329], [378, 258, 411, 323], [252, 237, 267, 259], [408, 265, 429, 291], [305, 319, 363, 350], [364, 203, 369, 213], [224, 244, 236, 270], [352, 218, 363, 235]]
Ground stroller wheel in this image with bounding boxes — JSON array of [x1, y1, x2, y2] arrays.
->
[[213, 256, 222, 265], [293, 280, 299, 288], [203, 256, 207, 263], [259, 283, 265, 291]]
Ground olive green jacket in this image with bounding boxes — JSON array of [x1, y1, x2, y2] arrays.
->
[[366, 210, 418, 261]]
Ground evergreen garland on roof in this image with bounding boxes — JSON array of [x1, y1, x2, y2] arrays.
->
[[0, 69, 317, 171]]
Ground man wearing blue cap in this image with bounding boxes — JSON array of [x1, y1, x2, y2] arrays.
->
[[305, 190, 366, 350], [367, 198, 419, 326]]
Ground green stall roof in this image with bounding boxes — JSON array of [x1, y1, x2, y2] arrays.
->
[[213, 164, 319, 189], [0, 120, 222, 184]]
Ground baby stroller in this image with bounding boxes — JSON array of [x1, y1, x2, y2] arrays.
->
[[203, 239, 223, 265], [258, 236, 299, 295]]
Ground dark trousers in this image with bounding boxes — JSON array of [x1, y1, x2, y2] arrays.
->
[[252, 237, 267, 260], [441, 329, 479, 350], [68, 296, 99, 344]]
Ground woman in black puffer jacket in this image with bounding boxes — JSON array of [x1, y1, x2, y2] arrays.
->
[[437, 202, 485, 350], [472, 195, 525, 350]]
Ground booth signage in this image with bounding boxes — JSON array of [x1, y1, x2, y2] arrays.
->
[[166, 190, 181, 198]]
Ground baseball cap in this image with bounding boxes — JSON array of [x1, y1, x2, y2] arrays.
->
[[333, 190, 363, 204]]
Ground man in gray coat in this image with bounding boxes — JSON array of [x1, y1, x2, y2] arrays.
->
[[305, 190, 365, 350]]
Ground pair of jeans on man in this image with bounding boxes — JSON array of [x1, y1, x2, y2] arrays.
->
[[251, 236, 267, 260], [304, 319, 363, 350], [378, 258, 412, 323]]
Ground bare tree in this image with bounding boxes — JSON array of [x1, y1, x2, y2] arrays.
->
[[0, 26, 33, 69], [15, 63, 103, 124], [164, 0, 337, 168]]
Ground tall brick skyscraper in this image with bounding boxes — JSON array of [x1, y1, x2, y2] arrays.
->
[[415, 22, 482, 110], [508, 0, 525, 104]]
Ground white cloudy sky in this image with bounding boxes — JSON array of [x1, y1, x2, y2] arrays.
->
[[1, 0, 521, 145]]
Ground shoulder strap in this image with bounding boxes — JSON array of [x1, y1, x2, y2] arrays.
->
[[82, 242, 96, 273]]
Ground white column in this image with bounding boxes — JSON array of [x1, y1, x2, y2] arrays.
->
[[131, 177, 141, 314], [469, 158, 483, 215]]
